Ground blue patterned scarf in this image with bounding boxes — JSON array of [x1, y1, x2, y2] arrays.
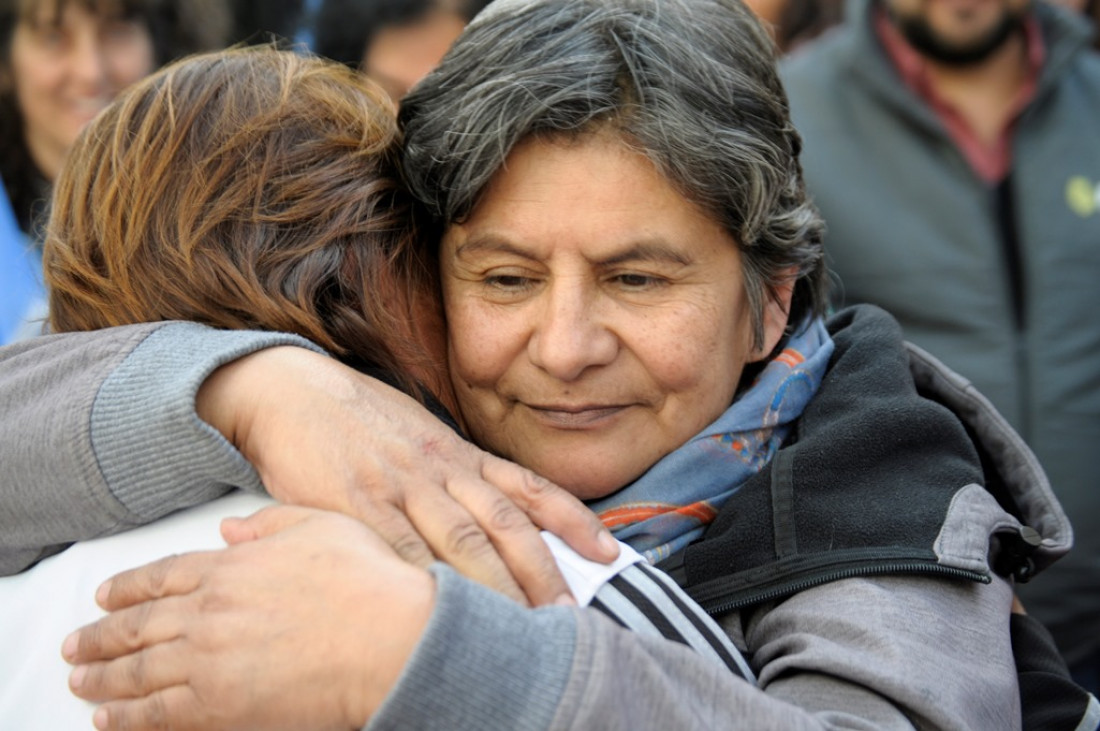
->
[[588, 318, 834, 563]]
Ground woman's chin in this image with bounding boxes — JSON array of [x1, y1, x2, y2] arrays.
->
[[544, 465, 641, 503]]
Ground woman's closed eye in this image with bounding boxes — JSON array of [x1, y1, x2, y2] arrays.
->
[[102, 20, 147, 44], [609, 272, 670, 291], [483, 273, 538, 292], [32, 27, 68, 50]]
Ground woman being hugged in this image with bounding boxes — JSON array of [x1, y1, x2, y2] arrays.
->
[[0, 0, 230, 343]]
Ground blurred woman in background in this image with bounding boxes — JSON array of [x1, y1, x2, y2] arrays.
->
[[0, 0, 228, 343]]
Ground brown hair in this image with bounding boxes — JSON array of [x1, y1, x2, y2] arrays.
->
[[44, 46, 449, 406]]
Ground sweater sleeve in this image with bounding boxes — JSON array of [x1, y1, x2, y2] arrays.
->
[[0, 323, 324, 576], [367, 568, 1020, 730]]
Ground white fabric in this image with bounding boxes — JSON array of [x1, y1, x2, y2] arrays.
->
[[0, 491, 275, 729], [0, 494, 646, 727], [540, 532, 643, 607]]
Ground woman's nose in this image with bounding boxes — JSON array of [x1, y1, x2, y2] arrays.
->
[[527, 283, 617, 381], [68, 32, 109, 89]]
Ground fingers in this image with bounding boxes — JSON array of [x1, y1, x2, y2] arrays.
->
[[481, 456, 620, 563], [93, 552, 213, 612], [90, 687, 204, 731], [69, 639, 189, 703], [402, 484, 529, 604], [220, 504, 327, 545], [353, 499, 440, 570], [64, 593, 189, 669], [440, 474, 576, 607]]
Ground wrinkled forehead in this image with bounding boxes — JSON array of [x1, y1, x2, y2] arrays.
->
[[17, 0, 144, 28]]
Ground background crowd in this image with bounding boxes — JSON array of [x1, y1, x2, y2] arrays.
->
[[1, 0, 1098, 714]]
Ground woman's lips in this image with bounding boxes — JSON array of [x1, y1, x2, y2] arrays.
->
[[523, 403, 628, 429], [66, 97, 111, 125]]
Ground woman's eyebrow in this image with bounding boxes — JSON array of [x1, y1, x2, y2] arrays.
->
[[597, 242, 692, 267], [454, 237, 692, 267], [453, 236, 531, 259]]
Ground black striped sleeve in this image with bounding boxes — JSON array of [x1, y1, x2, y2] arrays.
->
[[587, 562, 755, 682]]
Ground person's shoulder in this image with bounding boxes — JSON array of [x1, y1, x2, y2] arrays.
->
[[780, 24, 868, 116], [1070, 45, 1100, 80], [1035, 1, 1100, 80]]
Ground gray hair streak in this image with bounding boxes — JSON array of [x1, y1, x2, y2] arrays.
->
[[399, 0, 828, 346]]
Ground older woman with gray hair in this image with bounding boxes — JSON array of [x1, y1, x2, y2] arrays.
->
[[0, 0, 1079, 728]]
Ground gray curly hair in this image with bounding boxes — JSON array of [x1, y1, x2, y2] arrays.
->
[[399, 0, 828, 347]]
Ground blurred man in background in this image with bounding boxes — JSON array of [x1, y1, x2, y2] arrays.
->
[[782, 0, 1100, 693]]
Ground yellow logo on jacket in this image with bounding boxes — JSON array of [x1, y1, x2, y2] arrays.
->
[[1066, 176, 1099, 217]]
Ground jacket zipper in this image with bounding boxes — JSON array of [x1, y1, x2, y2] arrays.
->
[[697, 561, 990, 616]]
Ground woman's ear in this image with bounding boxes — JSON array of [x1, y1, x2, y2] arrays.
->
[[749, 268, 797, 362]]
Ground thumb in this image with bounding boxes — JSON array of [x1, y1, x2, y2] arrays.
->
[[221, 504, 318, 545]]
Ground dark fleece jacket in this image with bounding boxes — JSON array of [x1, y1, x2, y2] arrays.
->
[[669, 305, 1028, 613]]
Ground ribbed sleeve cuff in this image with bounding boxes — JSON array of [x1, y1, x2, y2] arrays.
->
[[91, 323, 326, 520], [368, 564, 576, 731]]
